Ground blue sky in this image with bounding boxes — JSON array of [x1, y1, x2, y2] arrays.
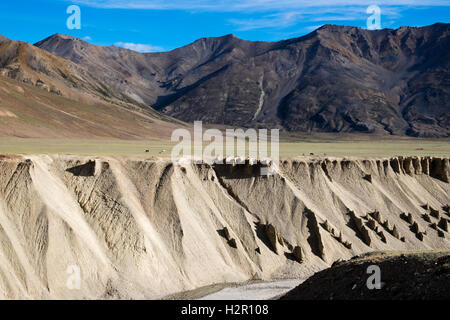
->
[[0, 1, 449, 52]]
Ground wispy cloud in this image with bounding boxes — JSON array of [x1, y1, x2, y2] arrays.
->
[[114, 42, 164, 52], [228, 6, 402, 31], [63, 0, 448, 34], [63, 0, 450, 11], [229, 12, 303, 30], [306, 6, 399, 22]]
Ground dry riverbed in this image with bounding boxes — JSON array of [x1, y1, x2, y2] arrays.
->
[[164, 279, 304, 300]]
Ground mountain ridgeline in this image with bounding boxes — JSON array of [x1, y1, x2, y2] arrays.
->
[[11, 23, 450, 137]]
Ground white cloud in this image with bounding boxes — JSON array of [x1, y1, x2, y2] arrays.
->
[[228, 4, 410, 31], [83, 36, 92, 41], [63, 0, 448, 33], [229, 12, 303, 30], [63, 0, 450, 11], [114, 42, 164, 52]]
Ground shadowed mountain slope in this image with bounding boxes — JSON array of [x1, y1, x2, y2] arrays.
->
[[35, 24, 450, 137]]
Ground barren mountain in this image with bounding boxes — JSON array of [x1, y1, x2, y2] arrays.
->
[[0, 37, 142, 105], [0, 76, 180, 139], [0, 36, 183, 139], [36, 23, 450, 137]]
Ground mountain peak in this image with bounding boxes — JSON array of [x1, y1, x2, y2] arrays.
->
[[34, 33, 88, 47], [223, 33, 239, 39], [316, 24, 365, 33], [50, 33, 78, 40], [0, 34, 9, 43], [195, 33, 241, 43]]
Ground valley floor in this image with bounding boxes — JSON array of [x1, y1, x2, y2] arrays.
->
[[164, 279, 304, 300], [197, 279, 304, 300], [0, 137, 449, 157]]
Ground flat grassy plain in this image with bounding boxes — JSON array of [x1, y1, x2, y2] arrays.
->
[[0, 136, 449, 158], [278, 139, 450, 157]]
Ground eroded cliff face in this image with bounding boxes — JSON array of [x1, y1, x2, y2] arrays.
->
[[0, 155, 449, 299]]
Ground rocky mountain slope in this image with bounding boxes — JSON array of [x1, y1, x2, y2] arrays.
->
[[0, 76, 179, 139], [0, 35, 183, 139], [0, 36, 138, 106], [0, 155, 448, 299], [35, 23, 450, 137]]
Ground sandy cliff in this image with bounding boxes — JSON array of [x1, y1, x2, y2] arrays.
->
[[0, 154, 448, 299]]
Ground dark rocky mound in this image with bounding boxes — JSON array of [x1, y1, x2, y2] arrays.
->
[[281, 250, 450, 300]]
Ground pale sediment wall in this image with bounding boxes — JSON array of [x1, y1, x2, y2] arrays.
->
[[0, 154, 448, 299]]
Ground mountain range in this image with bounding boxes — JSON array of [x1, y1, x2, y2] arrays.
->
[[1, 23, 449, 138]]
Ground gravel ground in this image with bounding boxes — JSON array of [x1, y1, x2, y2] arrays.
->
[[198, 279, 305, 300]]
